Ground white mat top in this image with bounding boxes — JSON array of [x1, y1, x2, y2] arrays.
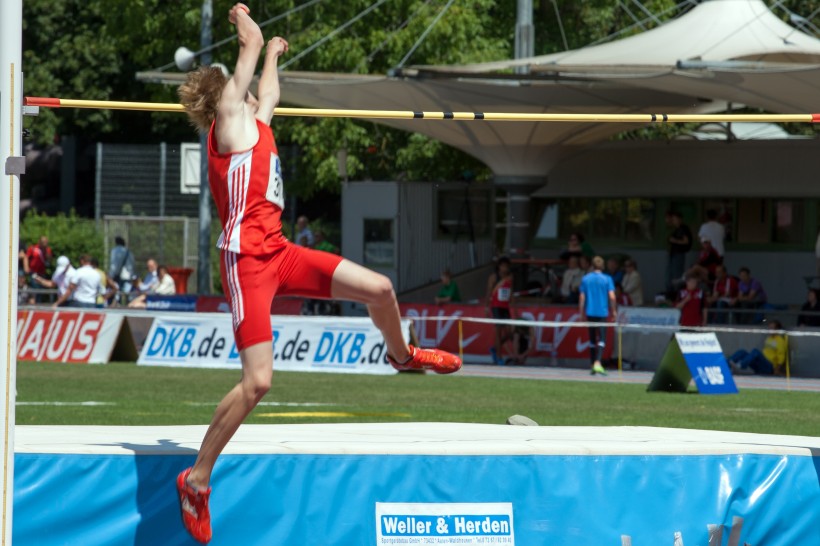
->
[[14, 423, 820, 456]]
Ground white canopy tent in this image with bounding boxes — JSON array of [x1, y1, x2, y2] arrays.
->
[[274, 0, 820, 178]]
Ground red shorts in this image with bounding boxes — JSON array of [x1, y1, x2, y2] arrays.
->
[[220, 243, 344, 351]]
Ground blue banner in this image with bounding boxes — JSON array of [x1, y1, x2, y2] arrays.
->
[[14, 451, 819, 545]]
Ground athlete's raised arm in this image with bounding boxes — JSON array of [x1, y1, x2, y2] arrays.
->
[[218, 4, 264, 124], [255, 37, 288, 126]]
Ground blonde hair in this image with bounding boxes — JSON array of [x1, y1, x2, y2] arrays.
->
[[592, 256, 605, 270], [178, 66, 228, 132]]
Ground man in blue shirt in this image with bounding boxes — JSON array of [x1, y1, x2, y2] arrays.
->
[[579, 256, 617, 375]]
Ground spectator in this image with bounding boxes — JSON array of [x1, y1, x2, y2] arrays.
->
[[32, 255, 74, 305], [109, 236, 136, 298], [686, 239, 722, 284], [295, 216, 314, 247], [579, 256, 616, 376], [621, 259, 643, 306], [560, 255, 584, 304], [486, 257, 513, 366], [53, 254, 102, 309], [676, 274, 706, 328], [729, 320, 787, 376], [605, 257, 624, 286], [435, 269, 461, 304], [579, 254, 592, 273], [24, 236, 53, 303], [666, 211, 692, 291], [25, 235, 53, 279], [506, 325, 534, 366], [90, 257, 118, 308], [559, 232, 594, 261], [615, 283, 632, 307], [798, 289, 820, 327], [129, 264, 177, 309], [699, 209, 726, 258], [706, 264, 738, 324], [314, 230, 339, 254], [736, 267, 767, 324], [135, 259, 160, 294]]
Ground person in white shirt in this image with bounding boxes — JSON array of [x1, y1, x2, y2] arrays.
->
[[621, 259, 644, 306], [698, 209, 726, 258], [128, 264, 177, 308], [32, 255, 75, 305], [53, 254, 102, 309], [560, 255, 584, 303], [136, 258, 160, 293]]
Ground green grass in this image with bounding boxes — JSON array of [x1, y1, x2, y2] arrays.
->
[[15, 361, 820, 437]]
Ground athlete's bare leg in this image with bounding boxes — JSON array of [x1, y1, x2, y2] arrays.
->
[[186, 341, 272, 489], [330, 259, 410, 362]]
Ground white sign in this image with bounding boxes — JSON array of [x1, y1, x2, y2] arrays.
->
[[180, 142, 201, 194], [674, 332, 721, 353], [376, 503, 515, 545], [138, 314, 406, 375], [618, 306, 680, 326]]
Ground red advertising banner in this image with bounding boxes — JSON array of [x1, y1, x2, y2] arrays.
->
[[399, 303, 614, 363], [16, 310, 124, 363]]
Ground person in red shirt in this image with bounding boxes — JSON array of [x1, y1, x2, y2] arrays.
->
[[175, 5, 461, 543], [676, 275, 706, 327], [485, 257, 513, 365], [706, 264, 738, 324], [24, 235, 53, 304]]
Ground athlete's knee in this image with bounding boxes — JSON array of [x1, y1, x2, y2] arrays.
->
[[241, 369, 271, 403], [366, 273, 395, 305]]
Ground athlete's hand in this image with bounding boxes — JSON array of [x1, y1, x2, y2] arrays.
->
[[228, 3, 250, 25], [266, 37, 289, 58]]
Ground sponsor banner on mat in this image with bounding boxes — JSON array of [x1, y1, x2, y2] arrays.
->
[[400, 303, 612, 362], [16, 310, 123, 364], [138, 314, 405, 374], [376, 503, 515, 545]]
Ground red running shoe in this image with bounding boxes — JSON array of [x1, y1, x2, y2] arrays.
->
[[176, 468, 212, 544], [388, 344, 462, 374]]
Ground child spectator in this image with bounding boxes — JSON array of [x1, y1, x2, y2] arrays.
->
[[676, 275, 706, 328], [729, 320, 787, 375], [435, 269, 461, 304]]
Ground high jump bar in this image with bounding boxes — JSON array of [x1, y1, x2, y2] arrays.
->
[[24, 96, 820, 123]]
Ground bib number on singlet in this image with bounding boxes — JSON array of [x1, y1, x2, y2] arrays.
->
[[266, 153, 285, 209], [497, 287, 511, 302]]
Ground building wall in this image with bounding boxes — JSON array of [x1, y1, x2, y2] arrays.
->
[[341, 181, 495, 294]]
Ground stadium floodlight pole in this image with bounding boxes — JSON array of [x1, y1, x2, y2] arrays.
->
[[0, 0, 22, 543], [22, 98, 820, 124]]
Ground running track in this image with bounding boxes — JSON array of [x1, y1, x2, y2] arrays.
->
[[459, 363, 820, 393]]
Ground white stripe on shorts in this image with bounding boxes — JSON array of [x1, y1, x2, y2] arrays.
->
[[224, 251, 244, 329]]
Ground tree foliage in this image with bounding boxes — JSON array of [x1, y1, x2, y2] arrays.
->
[[20, 210, 105, 271], [22, 0, 817, 195]]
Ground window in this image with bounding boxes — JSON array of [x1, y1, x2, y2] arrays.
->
[[774, 200, 803, 243], [436, 187, 491, 238], [624, 199, 655, 242], [363, 219, 394, 267], [591, 199, 624, 239], [551, 198, 654, 242], [558, 198, 590, 239]]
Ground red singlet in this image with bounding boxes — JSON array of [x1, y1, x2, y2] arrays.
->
[[208, 119, 343, 351]]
